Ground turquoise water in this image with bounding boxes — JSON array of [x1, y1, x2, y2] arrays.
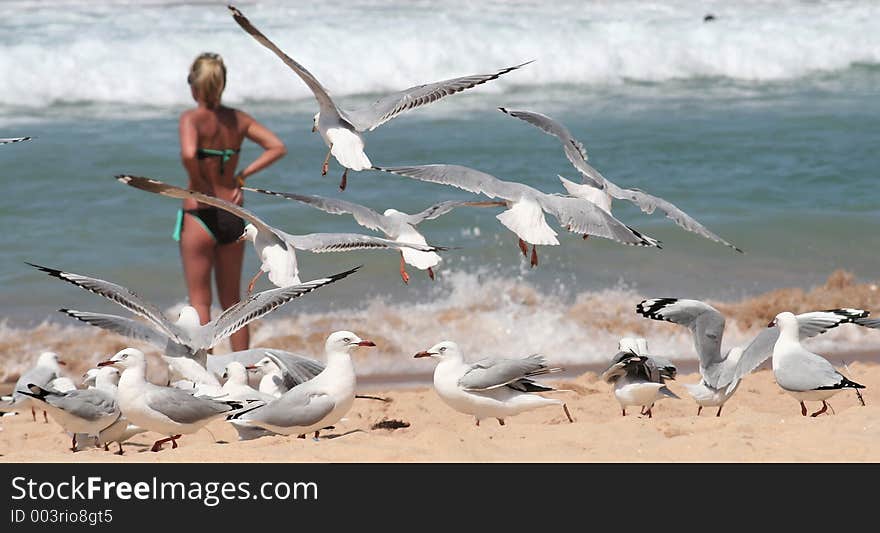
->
[[1, 0, 879, 326]]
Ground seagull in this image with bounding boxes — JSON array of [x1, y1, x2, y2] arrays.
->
[[78, 366, 147, 455], [497, 108, 742, 252], [601, 342, 679, 418], [18, 381, 120, 452], [414, 341, 574, 426], [228, 331, 375, 440], [770, 311, 866, 416], [0, 137, 31, 145], [117, 175, 442, 291], [617, 337, 678, 415], [221, 362, 277, 402], [375, 164, 660, 267], [205, 348, 325, 387], [0, 351, 67, 423], [245, 187, 505, 283], [246, 356, 289, 398], [228, 5, 529, 191], [636, 298, 870, 415], [30, 261, 359, 373], [100, 348, 248, 452]]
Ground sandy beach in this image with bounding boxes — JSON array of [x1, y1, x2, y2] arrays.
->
[[2, 361, 876, 463]]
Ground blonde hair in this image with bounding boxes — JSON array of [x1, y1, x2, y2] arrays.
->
[[188, 52, 227, 109]]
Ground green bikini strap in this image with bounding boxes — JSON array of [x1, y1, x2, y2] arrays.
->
[[198, 148, 239, 174]]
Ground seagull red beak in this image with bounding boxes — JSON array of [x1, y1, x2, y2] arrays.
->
[[244, 365, 258, 370], [96, 360, 115, 367], [413, 351, 434, 358], [767, 319, 776, 327], [357, 340, 376, 347], [57, 360, 67, 366]]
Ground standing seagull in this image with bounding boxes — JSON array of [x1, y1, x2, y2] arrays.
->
[[413, 341, 574, 426], [227, 5, 530, 190], [117, 175, 442, 291], [244, 186, 504, 282], [636, 298, 869, 415], [375, 164, 660, 267], [31, 261, 359, 376], [498, 108, 742, 252], [18, 381, 120, 452], [1, 351, 67, 423], [228, 331, 375, 439], [770, 311, 866, 416], [101, 348, 247, 452], [601, 346, 679, 418]]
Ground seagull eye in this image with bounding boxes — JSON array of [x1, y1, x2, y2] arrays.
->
[[343, 338, 351, 343], [439, 347, 446, 352]]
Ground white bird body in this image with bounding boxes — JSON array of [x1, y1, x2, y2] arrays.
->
[[229, 332, 372, 437], [108, 349, 243, 448], [770, 311, 866, 414], [320, 120, 372, 172], [559, 176, 612, 212], [417, 342, 570, 424], [613, 379, 668, 410], [432, 357, 562, 420], [391, 216, 441, 270], [495, 197, 560, 246]]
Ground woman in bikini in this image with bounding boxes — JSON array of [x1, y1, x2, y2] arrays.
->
[[176, 52, 286, 350]]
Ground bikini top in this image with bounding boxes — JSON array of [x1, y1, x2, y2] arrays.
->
[[196, 147, 240, 174]]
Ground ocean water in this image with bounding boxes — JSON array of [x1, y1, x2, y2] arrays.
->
[[1, 0, 879, 377]]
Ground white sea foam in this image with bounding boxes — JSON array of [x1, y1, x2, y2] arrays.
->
[[3, 269, 879, 383], [1, 0, 879, 115]]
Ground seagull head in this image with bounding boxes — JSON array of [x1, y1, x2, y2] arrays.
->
[[98, 348, 145, 370], [37, 351, 66, 368], [222, 361, 248, 383], [245, 356, 278, 374], [770, 311, 798, 331], [414, 341, 460, 360], [326, 331, 376, 353], [382, 208, 403, 217], [81, 367, 100, 386], [176, 306, 202, 330], [94, 366, 120, 388], [237, 223, 259, 243]]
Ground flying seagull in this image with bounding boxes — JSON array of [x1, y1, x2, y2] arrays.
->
[[228, 5, 530, 190]]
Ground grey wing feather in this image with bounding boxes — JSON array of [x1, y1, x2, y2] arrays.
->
[[498, 108, 603, 188], [726, 308, 869, 392], [243, 187, 388, 233], [203, 267, 360, 350], [146, 388, 233, 425], [375, 164, 533, 201], [499, 108, 740, 251], [636, 298, 727, 386], [0, 136, 31, 144], [346, 62, 531, 132], [262, 351, 325, 389], [59, 309, 176, 352], [13, 366, 58, 400], [538, 194, 660, 247], [45, 389, 118, 421], [228, 6, 346, 120], [605, 187, 742, 252], [405, 200, 507, 225], [28, 262, 184, 343], [776, 349, 846, 392], [233, 390, 335, 428], [458, 354, 557, 391], [289, 232, 440, 253], [116, 175, 276, 236]]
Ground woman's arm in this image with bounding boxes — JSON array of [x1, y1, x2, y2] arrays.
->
[[235, 112, 287, 185], [179, 111, 202, 183]]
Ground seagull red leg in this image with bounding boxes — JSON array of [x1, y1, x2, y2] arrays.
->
[[530, 245, 538, 268], [518, 238, 528, 257], [800, 401, 808, 416], [810, 401, 828, 417], [427, 267, 435, 281], [399, 253, 410, 284], [321, 148, 331, 176], [247, 270, 264, 295], [339, 169, 348, 191]]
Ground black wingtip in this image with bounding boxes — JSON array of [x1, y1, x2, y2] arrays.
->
[[26, 262, 62, 277], [635, 298, 680, 320]]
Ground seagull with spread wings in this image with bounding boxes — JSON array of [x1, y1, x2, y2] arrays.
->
[[498, 108, 742, 253], [244, 186, 503, 282], [374, 163, 660, 267], [228, 5, 530, 190], [116, 175, 444, 291]]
